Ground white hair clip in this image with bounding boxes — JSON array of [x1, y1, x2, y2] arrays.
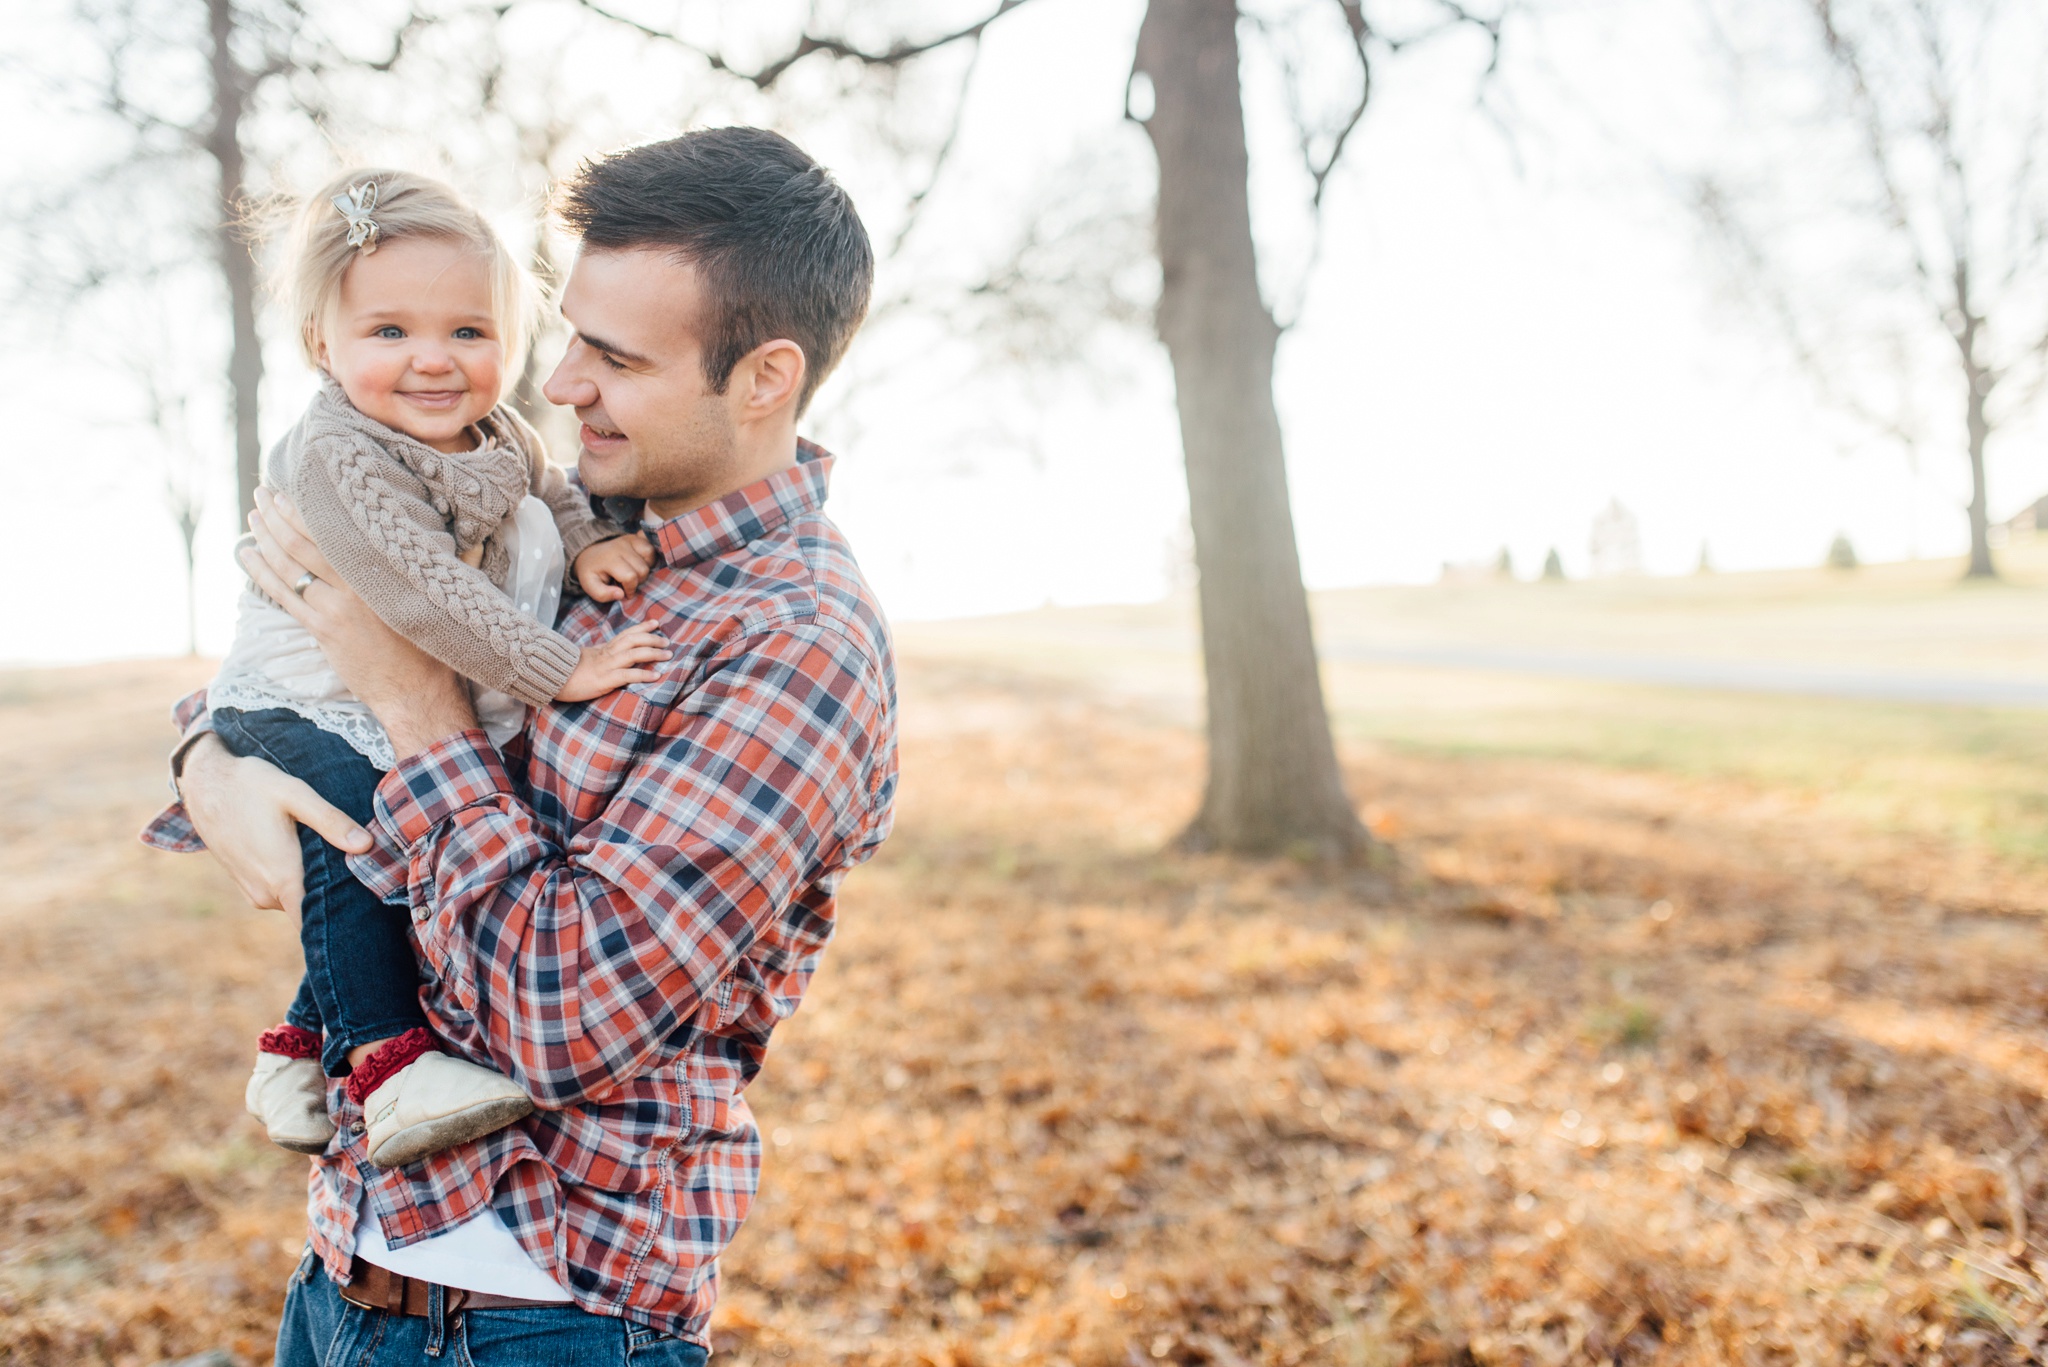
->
[[331, 180, 380, 253]]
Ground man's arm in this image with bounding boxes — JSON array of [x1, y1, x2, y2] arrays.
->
[[379, 624, 891, 1109]]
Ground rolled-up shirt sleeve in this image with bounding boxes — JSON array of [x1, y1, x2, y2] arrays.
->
[[139, 688, 216, 853]]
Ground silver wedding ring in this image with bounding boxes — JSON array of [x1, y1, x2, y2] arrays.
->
[[290, 570, 318, 598]]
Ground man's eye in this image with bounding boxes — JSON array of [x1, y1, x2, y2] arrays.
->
[[376, 325, 404, 339], [601, 353, 627, 371]]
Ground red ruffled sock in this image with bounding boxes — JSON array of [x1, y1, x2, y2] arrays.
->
[[344, 1028, 437, 1106], [258, 1023, 322, 1061]]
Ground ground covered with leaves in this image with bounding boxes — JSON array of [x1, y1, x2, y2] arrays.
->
[[5, 651, 2048, 1365]]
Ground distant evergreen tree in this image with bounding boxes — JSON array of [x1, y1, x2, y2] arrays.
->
[[1495, 546, 1514, 579], [1542, 548, 1566, 580], [1827, 534, 1859, 570], [1696, 541, 1714, 574]]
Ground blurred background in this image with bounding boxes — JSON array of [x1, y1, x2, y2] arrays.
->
[[7, 0, 2048, 1363]]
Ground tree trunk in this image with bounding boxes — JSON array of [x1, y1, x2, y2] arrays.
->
[[1963, 358, 1996, 579], [180, 517, 200, 656], [206, 0, 264, 527], [1134, 0, 1369, 859]]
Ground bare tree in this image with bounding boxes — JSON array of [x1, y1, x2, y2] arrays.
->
[[1693, 0, 2048, 578], [6, 0, 427, 527], [569, 0, 1506, 859], [130, 353, 214, 657], [1133, 0, 1499, 856]]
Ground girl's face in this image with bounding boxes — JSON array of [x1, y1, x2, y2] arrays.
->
[[316, 236, 506, 453]]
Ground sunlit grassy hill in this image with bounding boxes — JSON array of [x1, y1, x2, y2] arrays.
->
[[902, 549, 2048, 868], [908, 545, 2048, 680]]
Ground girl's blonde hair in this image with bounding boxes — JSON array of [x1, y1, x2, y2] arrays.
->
[[278, 168, 541, 382]]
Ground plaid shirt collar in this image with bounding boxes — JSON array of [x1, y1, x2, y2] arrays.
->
[[606, 441, 834, 571]]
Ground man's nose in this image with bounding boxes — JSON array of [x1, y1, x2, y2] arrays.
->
[[543, 352, 596, 408]]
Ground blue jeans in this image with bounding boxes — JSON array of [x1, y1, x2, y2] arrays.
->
[[276, 1253, 708, 1366], [213, 707, 428, 1076]]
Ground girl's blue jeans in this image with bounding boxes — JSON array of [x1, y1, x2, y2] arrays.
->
[[212, 706, 427, 1076], [276, 1252, 708, 1366]]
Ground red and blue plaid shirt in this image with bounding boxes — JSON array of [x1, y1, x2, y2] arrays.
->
[[143, 447, 897, 1343]]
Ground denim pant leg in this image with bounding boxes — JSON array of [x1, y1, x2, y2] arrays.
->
[[212, 708, 427, 1075], [275, 1257, 708, 1366]]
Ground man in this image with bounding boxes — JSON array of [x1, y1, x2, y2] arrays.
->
[[159, 127, 897, 1364]]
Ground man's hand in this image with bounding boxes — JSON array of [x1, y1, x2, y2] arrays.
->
[[179, 733, 372, 918], [573, 533, 655, 603], [242, 488, 479, 758]]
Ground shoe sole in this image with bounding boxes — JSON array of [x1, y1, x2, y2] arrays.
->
[[272, 1133, 336, 1155], [368, 1096, 534, 1168]]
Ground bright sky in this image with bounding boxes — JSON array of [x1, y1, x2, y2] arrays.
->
[[3, 0, 2042, 665]]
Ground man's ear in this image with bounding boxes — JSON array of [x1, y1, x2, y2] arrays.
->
[[736, 339, 807, 422]]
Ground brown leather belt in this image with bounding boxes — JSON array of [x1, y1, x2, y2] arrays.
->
[[340, 1257, 565, 1316]]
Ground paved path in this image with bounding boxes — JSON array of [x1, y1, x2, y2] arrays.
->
[[930, 622, 2048, 708], [1317, 642, 2048, 709]]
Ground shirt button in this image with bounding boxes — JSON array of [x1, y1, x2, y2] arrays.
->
[[351, 1120, 366, 1135], [413, 906, 429, 922]]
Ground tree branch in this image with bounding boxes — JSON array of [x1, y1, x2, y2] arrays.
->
[[884, 34, 985, 260], [1807, 0, 1945, 321], [1263, 0, 1508, 330], [570, 0, 1033, 90]]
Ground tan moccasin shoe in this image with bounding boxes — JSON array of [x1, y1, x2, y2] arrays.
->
[[247, 1053, 336, 1155], [362, 1052, 533, 1168]]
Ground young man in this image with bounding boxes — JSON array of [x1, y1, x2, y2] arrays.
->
[[159, 127, 897, 1364]]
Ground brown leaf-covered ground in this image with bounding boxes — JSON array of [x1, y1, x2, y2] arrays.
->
[[5, 648, 2048, 1366]]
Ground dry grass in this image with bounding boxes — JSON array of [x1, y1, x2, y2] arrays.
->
[[6, 649, 2048, 1365]]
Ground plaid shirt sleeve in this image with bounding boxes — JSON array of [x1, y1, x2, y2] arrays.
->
[[139, 689, 217, 854], [372, 616, 891, 1110]]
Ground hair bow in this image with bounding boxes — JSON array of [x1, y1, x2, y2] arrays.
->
[[331, 181, 380, 252]]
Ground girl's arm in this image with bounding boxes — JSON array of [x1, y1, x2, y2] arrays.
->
[[290, 429, 583, 707]]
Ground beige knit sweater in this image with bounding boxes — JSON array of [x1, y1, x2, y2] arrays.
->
[[275, 378, 616, 707]]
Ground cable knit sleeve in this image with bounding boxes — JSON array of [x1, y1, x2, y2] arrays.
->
[[290, 428, 583, 708]]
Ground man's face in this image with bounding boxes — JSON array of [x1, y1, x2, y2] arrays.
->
[[543, 247, 741, 516]]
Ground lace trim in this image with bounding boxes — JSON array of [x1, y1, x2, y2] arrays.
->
[[209, 678, 397, 771]]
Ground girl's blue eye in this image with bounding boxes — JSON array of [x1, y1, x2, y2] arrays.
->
[[376, 325, 404, 339], [454, 327, 482, 340]]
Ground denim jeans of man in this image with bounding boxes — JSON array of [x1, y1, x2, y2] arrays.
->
[[212, 706, 429, 1075], [276, 1252, 709, 1367]]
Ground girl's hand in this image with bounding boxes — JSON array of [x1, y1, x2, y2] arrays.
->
[[573, 534, 656, 603], [557, 622, 673, 702]]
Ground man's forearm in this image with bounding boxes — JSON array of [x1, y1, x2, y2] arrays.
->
[[377, 672, 483, 761]]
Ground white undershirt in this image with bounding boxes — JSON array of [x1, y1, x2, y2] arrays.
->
[[354, 1191, 574, 1301]]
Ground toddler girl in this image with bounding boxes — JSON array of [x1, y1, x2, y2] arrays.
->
[[207, 169, 666, 1168]]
